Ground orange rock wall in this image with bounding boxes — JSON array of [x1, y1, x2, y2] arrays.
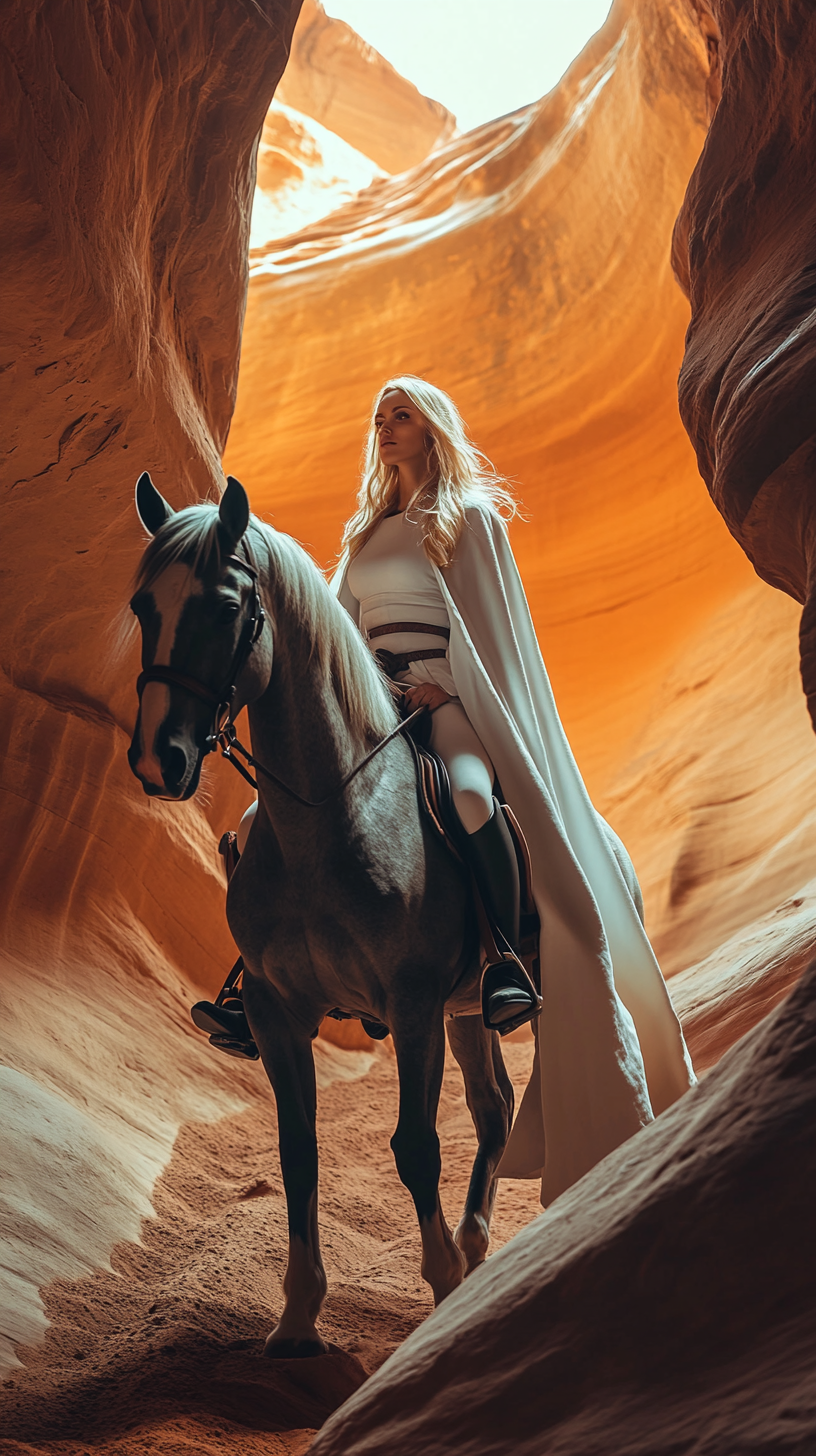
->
[[276, 0, 455, 173], [0, 0, 300, 1372], [4, 0, 816, 1411], [224, 0, 816, 977], [227, 0, 730, 785], [674, 1, 816, 722]]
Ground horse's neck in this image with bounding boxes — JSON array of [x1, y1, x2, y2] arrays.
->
[[247, 618, 361, 820]]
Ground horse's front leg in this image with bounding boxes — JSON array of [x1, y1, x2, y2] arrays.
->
[[390, 1001, 467, 1305], [241, 970, 328, 1357]]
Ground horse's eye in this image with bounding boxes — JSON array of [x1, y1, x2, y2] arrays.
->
[[218, 602, 240, 626]]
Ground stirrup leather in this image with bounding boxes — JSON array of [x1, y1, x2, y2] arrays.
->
[[474, 898, 542, 1036]]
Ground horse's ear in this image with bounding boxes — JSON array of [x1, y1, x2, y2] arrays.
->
[[135, 472, 175, 536], [218, 475, 250, 553]]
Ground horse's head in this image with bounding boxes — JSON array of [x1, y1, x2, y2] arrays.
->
[[127, 472, 271, 800]]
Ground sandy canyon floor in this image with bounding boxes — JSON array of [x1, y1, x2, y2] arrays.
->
[[0, 1038, 539, 1453]]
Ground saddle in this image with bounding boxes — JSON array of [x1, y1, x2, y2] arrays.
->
[[191, 723, 541, 1059]]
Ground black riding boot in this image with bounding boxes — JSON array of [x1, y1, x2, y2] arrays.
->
[[466, 799, 542, 1034]]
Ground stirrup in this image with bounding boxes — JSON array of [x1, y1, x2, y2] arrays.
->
[[208, 1032, 260, 1061], [191, 954, 259, 1060], [481, 953, 542, 1036]]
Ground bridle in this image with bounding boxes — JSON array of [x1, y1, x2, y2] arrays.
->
[[135, 535, 425, 807], [135, 543, 266, 751]]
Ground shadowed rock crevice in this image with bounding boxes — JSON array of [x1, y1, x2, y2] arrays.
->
[[674, 0, 816, 725]]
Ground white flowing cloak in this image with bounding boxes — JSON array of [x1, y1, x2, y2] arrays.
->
[[333, 505, 695, 1204]]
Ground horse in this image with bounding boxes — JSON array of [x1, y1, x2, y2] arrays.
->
[[126, 472, 516, 1356]]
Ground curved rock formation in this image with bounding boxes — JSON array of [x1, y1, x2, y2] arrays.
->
[[4, 0, 816, 1446], [0, 0, 301, 1377], [674, 1, 816, 725], [251, 100, 382, 248], [225, 0, 816, 990], [311, 960, 816, 1456], [276, 0, 456, 173]]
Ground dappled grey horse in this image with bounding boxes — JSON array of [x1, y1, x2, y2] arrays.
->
[[127, 474, 515, 1355]]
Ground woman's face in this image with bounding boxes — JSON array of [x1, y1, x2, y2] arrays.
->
[[374, 390, 429, 472]]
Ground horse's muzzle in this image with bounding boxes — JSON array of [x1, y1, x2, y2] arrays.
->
[[127, 718, 205, 800]]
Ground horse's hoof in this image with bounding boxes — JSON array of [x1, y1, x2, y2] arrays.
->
[[263, 1336, 329, 1360], [454, 1213, 490, 1274]]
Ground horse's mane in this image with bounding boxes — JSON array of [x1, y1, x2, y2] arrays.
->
[[133, 504, 397, 744]]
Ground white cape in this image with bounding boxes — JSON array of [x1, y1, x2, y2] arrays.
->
[[333, 505, 695, 1204]]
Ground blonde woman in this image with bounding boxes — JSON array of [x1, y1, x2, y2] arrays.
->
[[331, 375, 695, 1199]]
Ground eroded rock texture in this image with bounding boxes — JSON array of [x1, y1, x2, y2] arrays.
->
[[674, 2, 816, 725], [3, 0, 816, 1446], [251, 101, 382, 247], [276, 0, 455, 173], [0, 0, 301, 1374], [311, 962, 816, 1456], [225, 0, 816, 994]]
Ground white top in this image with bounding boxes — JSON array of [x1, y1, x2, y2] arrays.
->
[[335, 504, 695, 1204], [346, 512, 456, 693]]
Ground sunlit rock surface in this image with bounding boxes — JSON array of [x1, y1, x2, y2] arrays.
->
[[0, 0, 301, 1380], [3, 0, 816, 1445], [225, 0, 816, 1003], [248, 0, 455, 249], [674, 1, 816, 725], [250, 101, 382, 248], [311, 961, 816, 1456], [276, 0, 455, 174]]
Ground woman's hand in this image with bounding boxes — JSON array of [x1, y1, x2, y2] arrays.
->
[[403, 682, 452, 713]]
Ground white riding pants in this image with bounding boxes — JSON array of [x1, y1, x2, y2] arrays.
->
[[426, 699, 495, 834]]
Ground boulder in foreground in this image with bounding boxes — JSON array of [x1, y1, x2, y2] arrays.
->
[[311, 963, 816, 1455]]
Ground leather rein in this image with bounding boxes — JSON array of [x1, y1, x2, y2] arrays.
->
[[135, 539, 425, 809]]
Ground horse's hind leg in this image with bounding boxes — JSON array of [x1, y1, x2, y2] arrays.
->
[[241, 970, 328, 1357], [390, 1005, 467, 1306], [447, 1014, 514, 1273]]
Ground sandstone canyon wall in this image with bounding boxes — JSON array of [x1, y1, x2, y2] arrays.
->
[[674, 2, 816, 724], [224, 0, 816, 1016], [0, 0, 302, 1377], [249, 2, 457, 251], [3, 0, 816, 1448], [275, 0, 455, 175]]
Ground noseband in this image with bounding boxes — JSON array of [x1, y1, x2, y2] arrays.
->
[[135, 544, 266, 750]]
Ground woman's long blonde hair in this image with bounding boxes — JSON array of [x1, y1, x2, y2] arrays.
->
[[341, 376, 517, 568]]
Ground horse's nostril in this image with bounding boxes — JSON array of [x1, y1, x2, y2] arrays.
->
[[164, 744, 188, 791]]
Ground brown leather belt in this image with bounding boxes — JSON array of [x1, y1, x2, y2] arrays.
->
[[375, 647, 449, 678], [367, 621, 450, 641], [367, 621, 450, 680]]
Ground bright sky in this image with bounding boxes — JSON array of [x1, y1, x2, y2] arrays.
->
[[323, 0, 614, 133]]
